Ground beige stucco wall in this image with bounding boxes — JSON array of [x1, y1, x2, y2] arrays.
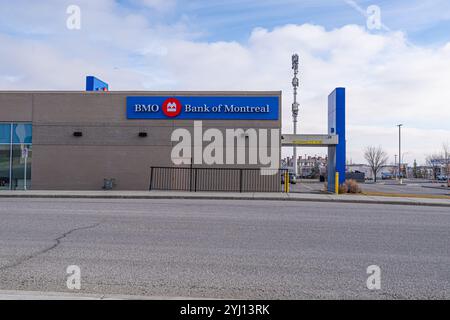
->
[[0, 91, 282, 190]]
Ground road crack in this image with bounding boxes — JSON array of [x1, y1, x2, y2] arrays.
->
[[0, 222, 102, 271]]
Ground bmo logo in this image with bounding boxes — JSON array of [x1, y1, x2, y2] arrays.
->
[[162, 98, 182, 118], [134, 104, 159, 113]]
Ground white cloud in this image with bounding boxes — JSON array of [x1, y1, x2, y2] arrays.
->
[[0, 4, 449, 164], [134, 0, 176, 11], [158, 24, 450, 164]]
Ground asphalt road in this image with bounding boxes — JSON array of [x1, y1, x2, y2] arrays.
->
[[0, 198, 449, 299]]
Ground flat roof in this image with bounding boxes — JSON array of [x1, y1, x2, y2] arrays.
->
[[0, 90, 282, 95]]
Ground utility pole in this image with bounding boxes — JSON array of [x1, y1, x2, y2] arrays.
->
[[444, 142, 450, 188], [394, 154, 397, 179], [291, 54, 299, 177], [397, 124, 403, 184]]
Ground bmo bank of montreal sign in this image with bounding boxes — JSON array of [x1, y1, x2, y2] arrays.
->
[[126, 96, 279, 120]]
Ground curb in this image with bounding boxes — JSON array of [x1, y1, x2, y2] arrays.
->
[[0, 193, 449, 208], [422, 185, 450, 191], [0, 289, 206, 300]]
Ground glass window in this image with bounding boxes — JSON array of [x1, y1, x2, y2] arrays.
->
[[0, 145, 10, 190], [12, 124, 32, 144], [0, 123, 32, 190], [0, 123, 11, 144], [11, 144, 32, 190]]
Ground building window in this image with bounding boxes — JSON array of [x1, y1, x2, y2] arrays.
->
[[0, 123, 32, 190]]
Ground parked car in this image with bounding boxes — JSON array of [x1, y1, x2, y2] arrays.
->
[[289, 172, 297, 184], [381, 172, 393, 180], [437, 175, 448, 182], [281, 172, 297, 184]]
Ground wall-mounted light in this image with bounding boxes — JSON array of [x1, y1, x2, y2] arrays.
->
[[73, 131, 83, 137], [138, 132, 148, 138]]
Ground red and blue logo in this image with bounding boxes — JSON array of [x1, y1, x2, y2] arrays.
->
[[162, 98, 182, 118]]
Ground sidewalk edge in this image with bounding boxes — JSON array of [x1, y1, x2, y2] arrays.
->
[[0, 193, 449, 207]]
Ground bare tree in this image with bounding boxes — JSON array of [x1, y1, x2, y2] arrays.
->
[[364, 146, 389, 182], [426, 153, 443, 180], [443, 142, 449, 184]]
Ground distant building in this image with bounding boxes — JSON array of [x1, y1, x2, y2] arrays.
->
[[282, 155, 327, 178], [346, 164, 398, 180], [409, 165, 444, 179]]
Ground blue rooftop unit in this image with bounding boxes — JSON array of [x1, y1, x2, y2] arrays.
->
[[86, 76, 109, 91]]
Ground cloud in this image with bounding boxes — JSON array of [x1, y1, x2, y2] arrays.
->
[[0, 3, 449, 164], [133, 0, 176, 11], [158, 24, 450, 164]]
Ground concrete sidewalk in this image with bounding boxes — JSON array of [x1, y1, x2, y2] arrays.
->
[[0, 290, 199, 300], [0, 190, 449, 207]]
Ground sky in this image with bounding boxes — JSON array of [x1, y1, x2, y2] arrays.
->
[[0, 0, 449, 164]]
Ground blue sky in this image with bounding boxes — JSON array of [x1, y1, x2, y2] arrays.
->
[[0, 0, 449, 163], [112, 0, 450, 45], [2, 0, 450, 45]]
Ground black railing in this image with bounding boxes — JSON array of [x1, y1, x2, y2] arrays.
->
[[149, 167, 288, 192]]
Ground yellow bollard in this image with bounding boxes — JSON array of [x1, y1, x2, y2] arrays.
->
[[335, 172, 339, 195], [284, 172, 290, 193]]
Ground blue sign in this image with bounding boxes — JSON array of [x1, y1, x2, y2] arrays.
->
[[86, 76, 109, 91], [327, 88, 346, 192], [126, 96, 279, 120]]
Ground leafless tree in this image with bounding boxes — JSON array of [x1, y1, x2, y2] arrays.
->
[[443, 142, 449, 183], [426, 153, 443, 180], [364, 146, 389, 182]]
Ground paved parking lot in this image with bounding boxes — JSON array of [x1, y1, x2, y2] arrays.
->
[[361, 181, 449, 196], [291, 179, 450, 197]]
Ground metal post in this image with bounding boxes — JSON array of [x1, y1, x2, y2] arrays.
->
[[239, 169, 243, 193], [397, 124, 403, 184], [335, 172, 339, 195], [189, 158, 193, 192], [284, 172, 289, 193], [149, 167, 154, 190], [9, 124, 12, 190], [447, 153, 450, 188], [24, 151, 27, 191], [394, 154, 397, 179], [194, 168, 198, 192], [445, 147, 450, 188], [292, 54, 300, 178]]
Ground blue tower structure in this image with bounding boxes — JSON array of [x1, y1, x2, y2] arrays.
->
[[327, 88, 346, 192]]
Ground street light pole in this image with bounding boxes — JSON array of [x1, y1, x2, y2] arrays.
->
[[292, 54, 299, 177], [394, 154, 397, 178], [397, 124, 403, 184]]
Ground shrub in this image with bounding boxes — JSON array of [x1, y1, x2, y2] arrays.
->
[[345, 179, 362, 193], [325, 180, 362, 194], [339, 183, 348, 194], [334, 180, 363, 194]]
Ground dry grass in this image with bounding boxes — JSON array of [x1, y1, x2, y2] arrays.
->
[[362, 191, 450, 200], [339, 184, 348, 194], [339, 179, 362, 194]]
